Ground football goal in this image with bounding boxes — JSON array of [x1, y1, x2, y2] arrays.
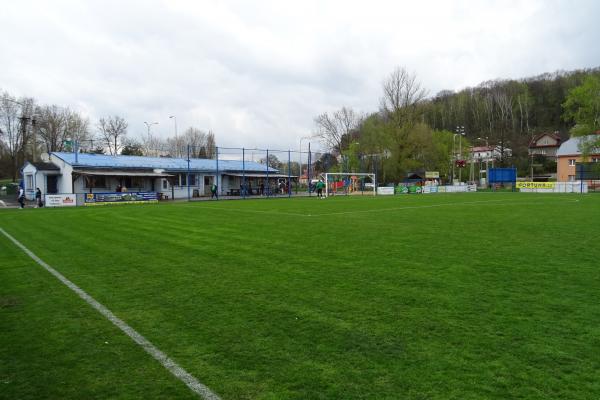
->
[[324, 173, 376, 197]]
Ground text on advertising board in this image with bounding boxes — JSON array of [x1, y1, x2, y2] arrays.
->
[[516, 182, 556, 189]]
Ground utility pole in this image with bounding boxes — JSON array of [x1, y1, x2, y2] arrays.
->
[[452, 134, 457, 184], [31, 117, 37, 162], [144, 121, 158, 156], [169, 116, 178, 156], [456, 126, 465, 183]]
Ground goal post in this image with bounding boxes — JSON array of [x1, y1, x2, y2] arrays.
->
[[324, 173, 376, 197]]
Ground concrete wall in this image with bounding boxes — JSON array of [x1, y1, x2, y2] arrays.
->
[[21, 164, 37, 200], [48, 154, 74, 194], [557, 156, 577, 181]]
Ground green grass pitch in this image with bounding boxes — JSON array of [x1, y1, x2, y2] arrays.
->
[[1, 193, 599, 399]]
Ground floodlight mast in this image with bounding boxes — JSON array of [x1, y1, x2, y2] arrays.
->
[[456, 126, 466, 182]]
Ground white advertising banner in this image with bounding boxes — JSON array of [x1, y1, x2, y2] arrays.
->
[[519, 182, 587, 193], [422, 186, 439, 194], [45, 194, 77, 207], [377, 187, 395, 195]]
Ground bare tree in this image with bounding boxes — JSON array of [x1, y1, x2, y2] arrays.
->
[[380, 67, 428, 125], [34, 105, 89, 153], [205, 130, 216, 158], [165, 135, 186, 158], [66, 110, 91, 147], [166, 127, 216, 158], [97, 116, 128, 155], [314, 106, 362, 154], [182, 127, 207, 158], [0, 92, 35, 180], [493, 89, 514, 165], [140, 131, 165, 157], [260, 153, 281, 169], [483, 93, 495, 137], [35, 105, 66, 153]]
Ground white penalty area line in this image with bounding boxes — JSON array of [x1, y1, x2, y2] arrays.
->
[[0, 227, 220, 400]]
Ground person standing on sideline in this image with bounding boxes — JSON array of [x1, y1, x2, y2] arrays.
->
[[210, 182, 218, 199], [315, 179, 325, 198], [17, 186, 25, 209], [35, 188, 43, 208]]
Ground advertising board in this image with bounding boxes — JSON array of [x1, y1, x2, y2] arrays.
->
[[516, 182, 556, 189], [377, 187, 395, 195], [84, 192, 158, 206], [45, 194, 77, 207]]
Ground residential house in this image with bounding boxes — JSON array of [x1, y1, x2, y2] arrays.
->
[[556, 135, 600, 181], [469, 145, 512, 164], [528, 132, 562, 160]]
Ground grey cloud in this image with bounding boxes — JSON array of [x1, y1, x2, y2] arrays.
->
[[1, 0, 599, 151]]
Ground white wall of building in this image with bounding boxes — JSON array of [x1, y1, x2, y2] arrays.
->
[[22, 164, 37, 200]]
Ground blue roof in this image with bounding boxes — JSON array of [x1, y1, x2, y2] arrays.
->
[[51, 152, 278, 173]]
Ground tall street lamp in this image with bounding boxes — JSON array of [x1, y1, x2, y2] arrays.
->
[[456, 126, 466, 183], [144, 121, 158, 137], [452, 133, 458, 184], [169, 116, 178, 156], [299, 135, 311, 184], [144, 122, 158, 155], [476, 136, 489, 186]]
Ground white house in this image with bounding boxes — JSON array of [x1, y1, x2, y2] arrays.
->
[[469, 145, 512, 163], [20, 162, 61, 200], [22, 152, 290, 202], [528, 132, 562, 160]]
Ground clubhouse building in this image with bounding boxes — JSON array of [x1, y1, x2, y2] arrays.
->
[[21, 152, 291, 202]]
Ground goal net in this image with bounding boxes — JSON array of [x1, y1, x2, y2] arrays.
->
[[324, 173, 376, 197]]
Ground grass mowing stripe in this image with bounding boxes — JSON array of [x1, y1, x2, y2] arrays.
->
[[0, 227, 221, 400], [192, 197, 575, 218], [2, 193, 598, 398], [308, 197, 581, 217]]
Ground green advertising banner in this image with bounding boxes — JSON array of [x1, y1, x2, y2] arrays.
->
[[395, 185, 409, 194]]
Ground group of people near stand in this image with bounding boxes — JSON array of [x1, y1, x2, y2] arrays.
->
[[16, 187, 44, 209]]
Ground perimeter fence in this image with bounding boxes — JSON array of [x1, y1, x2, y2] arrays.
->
[[129, 143, 378, 201]]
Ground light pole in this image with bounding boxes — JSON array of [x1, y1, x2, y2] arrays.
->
[[144, 119, 158, 136], [299, 136, 311, 186], [144, 121, 158, 137], [144, 121, 158, 156], [456, 126, 466, 183], [452, 133, 458, 184], [476, 137, 489, 187], [29, 114, 41, 162], [169, 116, 178, 156]]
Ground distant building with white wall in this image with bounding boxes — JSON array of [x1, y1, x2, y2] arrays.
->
[[21, 152, 290, 201]]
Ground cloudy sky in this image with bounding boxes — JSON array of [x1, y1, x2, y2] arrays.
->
[[1, 0, 599, 151]]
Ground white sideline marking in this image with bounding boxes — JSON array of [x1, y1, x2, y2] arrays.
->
[[0, 227, 220, 400]]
